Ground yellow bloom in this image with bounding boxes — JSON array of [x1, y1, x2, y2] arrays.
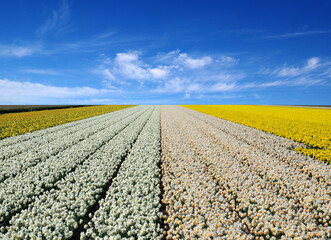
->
[[182, 105, 331, 164], [0, 105, 134, 140]]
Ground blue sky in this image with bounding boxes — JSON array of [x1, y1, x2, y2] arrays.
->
[[0, 0, 330, 105]]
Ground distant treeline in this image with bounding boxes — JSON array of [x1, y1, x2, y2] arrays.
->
[[0, 105, 94, 114], [297, 105, 331, 107]]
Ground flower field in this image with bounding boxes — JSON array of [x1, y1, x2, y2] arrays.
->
[[161, 106, 330, 239], [182, 105, 331, 164], [0, 105, 330, 239], [0, 105, 134, 140]]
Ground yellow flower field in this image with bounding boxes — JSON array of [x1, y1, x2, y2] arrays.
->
[[0, 105, 134, 140], [182, 105, 331, 164]]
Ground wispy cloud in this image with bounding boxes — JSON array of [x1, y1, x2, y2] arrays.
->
[[272, 57, 321, 77], [0, 79, 113, 104], [36, 0, 72, 36], [253, 57, 330, 89], [153, 77, 236, 94], [258, 78, 324, 88], [0, 44, 42, 57], [22, 68, 63, 76], [41, 30, 146, 55], [265, 30, 331, 39]]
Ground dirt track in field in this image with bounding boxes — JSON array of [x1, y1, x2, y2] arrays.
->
[[160, 105, 331, 239]]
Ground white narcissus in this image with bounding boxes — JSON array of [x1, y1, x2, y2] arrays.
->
[[0, 106, 147, 228], [0, 107, 142, 182], [84, 107, 162, 240]]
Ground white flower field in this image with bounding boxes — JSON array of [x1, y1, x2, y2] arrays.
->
[[0, 105, 330, 239]]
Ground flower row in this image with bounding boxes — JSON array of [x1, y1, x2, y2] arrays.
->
[[0, 105, 134, 141], [161, 105, 330, 239], [0, 107, 142, 183], [0, 106, 138, 160], [183, 105, 331, 163], [0, 107, 149, 227], [1, 106, 155, 239], [83, 106, 162, 240]]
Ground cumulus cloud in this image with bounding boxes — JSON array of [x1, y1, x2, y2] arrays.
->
[[113, 52, 149, 79], [94, 50, 244, 98], [149, 67, 169, 79], [175, 53, 212, 69], [155, 50, 237, 68], [0, 79, 112, 104], [100, 51, 170, 86]]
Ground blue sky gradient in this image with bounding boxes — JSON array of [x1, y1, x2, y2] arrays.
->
[[0, 0, 330, 104]]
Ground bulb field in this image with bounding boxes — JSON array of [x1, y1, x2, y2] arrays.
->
[[0, 105, 330, 239], [0, 105, 134, 140], [182, 105, 331, 164]]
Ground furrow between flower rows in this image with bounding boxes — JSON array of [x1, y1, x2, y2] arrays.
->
[[0, 107, 142, 183], [83, 106, 162, 240], [0, 107, 150, 227], [0, 106, 155, 239], [0, 106, 140, 158], [161, 106, 330, 239]]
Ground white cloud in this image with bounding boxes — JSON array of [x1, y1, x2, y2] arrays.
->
[[107, 51, 170, 81], [101, 69, 119, 88], [149, 67, 169, 79], [0, 44, 41, 57], [208, 72, 246, 82], [102, 51, 237, 90], [22, 68, 62, 75], [305, 57, 320, 70], [175, 53, 212, 69], [265, 30, 331, 39], [155, 49, 180, 63], [259, 78, 324, 88], [0, 79, 112, 104], [153, 78, 185, 93], [217, 56, 238, 66], [102, 69, 115, 80], [209, 82, 236, 92], [36, 0, 72, 36], [114, 52, 148, 79], [153, 77, 236, 94], [276, 67, 300, 77], [273, 57, 321, 77], [153, 78, 203, 94], [156, 50, 237, 69], [220, 56, 236, 63]]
